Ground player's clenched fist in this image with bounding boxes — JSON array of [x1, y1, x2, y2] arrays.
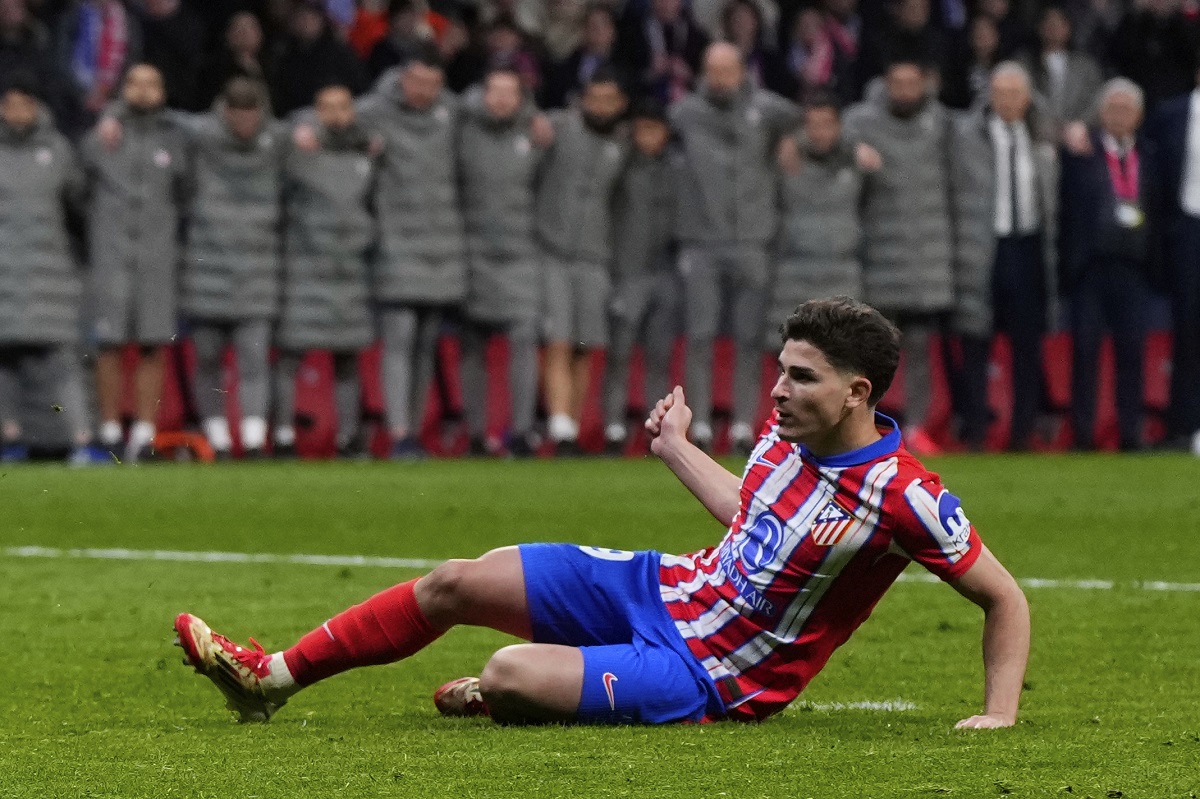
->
[[646, 386, 692, 455]]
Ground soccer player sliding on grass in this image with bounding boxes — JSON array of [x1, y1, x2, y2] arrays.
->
[[175, 297, 1030, 729]]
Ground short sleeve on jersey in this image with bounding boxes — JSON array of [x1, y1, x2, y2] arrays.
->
[[893, 477, 982, 582]]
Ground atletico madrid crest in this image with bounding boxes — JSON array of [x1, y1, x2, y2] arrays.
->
[[809, 499, 856, 547]]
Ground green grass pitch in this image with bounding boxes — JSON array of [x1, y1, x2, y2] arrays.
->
[[2, 454, 1199, 798]]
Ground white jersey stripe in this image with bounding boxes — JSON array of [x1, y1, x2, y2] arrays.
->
[[720, 458, 900, 673], [675, 475, 834, 640], [776, 458, 899, 644]]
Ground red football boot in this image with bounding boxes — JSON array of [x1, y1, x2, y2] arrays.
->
[[174, 612, 284, 723], [433, 677, 489, 717]]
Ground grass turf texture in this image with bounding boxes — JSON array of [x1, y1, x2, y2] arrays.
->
[[2, 456, 1199, 798]]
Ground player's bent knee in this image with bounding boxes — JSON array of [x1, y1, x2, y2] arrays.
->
[[478, 645, 529, 718], [415, 559, 473, 622]]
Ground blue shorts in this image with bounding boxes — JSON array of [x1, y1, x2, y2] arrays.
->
[[519, 543, 724, 725]]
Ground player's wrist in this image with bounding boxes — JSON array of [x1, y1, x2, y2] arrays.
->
[[982, 708, 1017, 726], [652, 430, 690, 460]]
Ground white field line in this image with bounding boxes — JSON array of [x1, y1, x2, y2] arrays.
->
[[1, 545, 443, 571], [4, 545, 1200, 594], [895, 570, 1200, 593]]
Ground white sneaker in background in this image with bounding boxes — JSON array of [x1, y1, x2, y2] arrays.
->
[[99, 420, 123, 448], [203, 416, 232, 453], [548, 413, 578, 443], [241, 416, 268, 452]]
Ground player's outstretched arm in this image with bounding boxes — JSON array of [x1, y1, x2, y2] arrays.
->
[[646, 386, 742, 527], [949, 545, 1031, 730]]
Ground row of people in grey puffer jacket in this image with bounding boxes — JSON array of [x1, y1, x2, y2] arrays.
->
[[0, 43, 1095, 461]]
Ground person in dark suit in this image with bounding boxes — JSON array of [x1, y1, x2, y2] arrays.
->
[[1145, 67, 1200, 452], [1059, 78, 1163, 451], [616, 0, 709, 104], [540, 3, 623, 109]]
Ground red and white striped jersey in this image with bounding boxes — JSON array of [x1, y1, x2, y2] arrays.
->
[[658, 411, 982, 721]]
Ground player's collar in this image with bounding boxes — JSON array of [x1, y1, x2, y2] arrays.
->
[[799, 413, 902, 468]]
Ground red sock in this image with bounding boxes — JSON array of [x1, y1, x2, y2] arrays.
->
[[282, 579, 443, 687]]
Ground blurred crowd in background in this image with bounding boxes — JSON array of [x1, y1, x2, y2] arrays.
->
[[0, 0, 1199, 463]]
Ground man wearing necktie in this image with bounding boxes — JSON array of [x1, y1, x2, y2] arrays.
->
[[1058, 79, 1163, 451], [949, 62, 1058, 451]]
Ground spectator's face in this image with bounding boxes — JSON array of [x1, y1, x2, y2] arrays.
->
[[440, 19, 469, 56], [227, 12, 263, 56], [1, 90, 38, 133], [1039, 9, 1071, 50], [884, 63, 926, 118], [980, 0, 1009, 19], [389, 9, 418, 38], [584, 9, 616, 55], [990, 71, 1030, 122], [652, 0, 683, 23], [292, 7, 325, 42], [703, 45, 745, 101], [224, 106, 263, 140], [725, 3, 760, 51], [803, 105, 840, 154], [144, 0, 179, 19], [0, 0, 26, 31], [400, 62, 444, 111], [632, 117, 670, 157], [487, 26, 521, 55], [970, 16, 999, 61], [824, 0, 858, 19], [315, 85, 355, 131], [581, 80, 627, 131], [894, 0, 929, 30], [1145, 0, 1179, 18], [123, 65, 166, 112], [265, 0, 291, 27], [482, 72, 522, 121], [1100, 91, 1143, 140], [794, 9, 824, 46]]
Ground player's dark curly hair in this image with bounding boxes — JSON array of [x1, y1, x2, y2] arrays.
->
[[780, 297, 901, 406]]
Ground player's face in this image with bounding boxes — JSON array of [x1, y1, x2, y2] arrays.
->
[[315, 86, 354, 132], [483, 72, 523, 121], [224, 106, 263, 140], [771, 339, 868, 443], [803, 106, 840, 154], [581, 81, 627, 125], [400, 62, 444, 111], [632, 117, 670, 156], [1, 90, 38, 133], [123, 65, 166, 112]]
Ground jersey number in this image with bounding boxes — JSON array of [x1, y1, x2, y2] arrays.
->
[[579, 546, 636, 562]]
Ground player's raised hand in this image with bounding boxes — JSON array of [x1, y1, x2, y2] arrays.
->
[[292, 123, 319, 153], [529, 114, 555, 149], [647, 386, 692, 455], [954, 714, 1015, 730], [854, 142, 883, 173]]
